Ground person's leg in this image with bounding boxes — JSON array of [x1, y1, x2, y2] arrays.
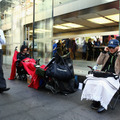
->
[[0, 50, 6, 88], [0, 50, 10, 92], [73, 51, 76, 59], [91, 101, 105, 113], [91, 101, 100, 109]]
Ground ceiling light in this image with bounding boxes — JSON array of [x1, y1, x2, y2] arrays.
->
[[53, 25, 69, 29], [105, 14, 119, 22], [87, 17, 114, 24], [29, 29, 51, 33], [62, 23, 84, 28]]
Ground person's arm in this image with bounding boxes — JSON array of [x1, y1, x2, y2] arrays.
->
[[17, 53, 22, 61], [0, 30, 6, 44], [96, 47, 108, 65], [117, 46, 120, 60]]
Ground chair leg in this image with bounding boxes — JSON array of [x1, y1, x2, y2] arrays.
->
[[110, 94, 120, 110]]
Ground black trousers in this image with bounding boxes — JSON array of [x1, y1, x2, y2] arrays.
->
[[0, 49, 6, 88]]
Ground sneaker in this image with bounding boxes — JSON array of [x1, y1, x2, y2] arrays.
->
[[91, 101, 100, 110], [97, 106, 105, 113]]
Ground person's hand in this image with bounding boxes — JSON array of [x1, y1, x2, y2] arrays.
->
[[104, 47, 109, 52], [24, 59, 29, 62], [114, 46, 120, 52], [117, 46, 120, 52]]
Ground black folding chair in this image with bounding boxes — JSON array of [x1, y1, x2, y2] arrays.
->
[[110, 87, 120, 110]]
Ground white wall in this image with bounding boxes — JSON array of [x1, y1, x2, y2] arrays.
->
[[54, 0, 117, 16]]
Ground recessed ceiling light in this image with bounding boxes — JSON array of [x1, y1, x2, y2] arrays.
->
[[87, 17, 114, 24], [105, 14, 119, 22], [53, 25, 69, 29], [62, 23, 84, 28]]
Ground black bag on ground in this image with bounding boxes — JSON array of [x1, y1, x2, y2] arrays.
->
[[46, 77, 79, 94], [58, 77, 79, 94], [46, 53, 74, 81]]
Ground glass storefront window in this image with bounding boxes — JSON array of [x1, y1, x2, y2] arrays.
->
[[53, 0, 119, 76], [0, 0, 119, 77], [32, 0, 53, 64]]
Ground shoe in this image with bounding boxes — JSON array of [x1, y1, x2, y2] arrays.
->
[[91, 101, 100, 110], [0, 88, 10, 93], [97, 106, 105, 113]]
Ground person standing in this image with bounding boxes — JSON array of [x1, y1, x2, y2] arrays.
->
[[72, 40, 77, 59], [82, 40, 87, 59], [0, 29, 10, 93], [94, 38, 101, 59], [87, 38, 93, 60], [52, 41, 57, 57]]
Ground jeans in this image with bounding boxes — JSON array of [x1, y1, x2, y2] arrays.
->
[[0, 49, 6, 88]]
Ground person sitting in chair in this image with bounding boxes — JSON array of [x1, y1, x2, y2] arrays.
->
[[81, 39, 120, 113], [17, 45, 30, 62], [17, 45, 30, 79], [9, 45, 36, 80]]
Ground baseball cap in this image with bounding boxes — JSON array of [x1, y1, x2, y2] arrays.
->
[[108, 39, 119, 48]]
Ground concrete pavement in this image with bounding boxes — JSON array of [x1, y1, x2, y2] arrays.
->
[[0, 65, 120, 120]]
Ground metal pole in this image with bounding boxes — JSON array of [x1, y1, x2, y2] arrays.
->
[[52, 0, 54, 20], [119, 0, 120, 36], [33, 0, 35, 58]]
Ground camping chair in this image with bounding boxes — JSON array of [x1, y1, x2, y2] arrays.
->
[[109, 78, 120, 110], [87, 66, 120, 110]]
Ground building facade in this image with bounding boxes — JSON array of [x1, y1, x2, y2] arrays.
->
[[0, 0, 119, 76]]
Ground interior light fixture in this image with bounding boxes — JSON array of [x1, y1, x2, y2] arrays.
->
[[62, 23, 84, 28], [29, 29, 51, 33], [53, 25, 69, 29], [105, 14, 119, 22], [87, 17, 114, 24]]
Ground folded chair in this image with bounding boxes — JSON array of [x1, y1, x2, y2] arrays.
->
[[110, 81, 120, 110]]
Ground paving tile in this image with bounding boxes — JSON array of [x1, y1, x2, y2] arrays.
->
[[0, 65, 120, 120]]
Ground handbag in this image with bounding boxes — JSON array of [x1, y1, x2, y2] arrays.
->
[[46, 53, 73, 81], [93, 71, 119, 80]]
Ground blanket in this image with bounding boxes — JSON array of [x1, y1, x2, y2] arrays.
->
[[28, 65, 47, 89], [8, 51, 47, 89], [8, 56, 36, 80], [8, 50, 19, 80], [21, 58, 36, 76], [81, 74, 120, 110]]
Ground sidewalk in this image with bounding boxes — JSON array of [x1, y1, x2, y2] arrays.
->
[[0, 65, 120, 120]]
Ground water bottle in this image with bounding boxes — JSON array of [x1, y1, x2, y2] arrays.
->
[[93, 65, 98, 70]]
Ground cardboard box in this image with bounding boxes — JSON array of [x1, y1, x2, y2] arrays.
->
[[27, 75, 32, 84]]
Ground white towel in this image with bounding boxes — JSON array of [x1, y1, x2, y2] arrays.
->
[[81, 74, 120, 110]]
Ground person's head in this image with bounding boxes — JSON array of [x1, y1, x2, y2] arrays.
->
[[88, 38, 92, 42], [108, 39, 119, 54], [111, 35, 114, 39], [20, 45, 28, 54], [97, 38, 100, 42]]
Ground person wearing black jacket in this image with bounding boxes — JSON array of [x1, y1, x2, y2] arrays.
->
[[17, 45, 30, 78], [17, 45, 30, 61], [87, 38, 93, 60]]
